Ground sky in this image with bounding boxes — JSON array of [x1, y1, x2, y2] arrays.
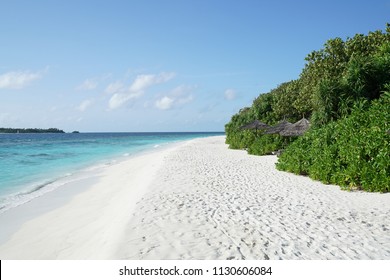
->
[[0, 0, 389, 132]]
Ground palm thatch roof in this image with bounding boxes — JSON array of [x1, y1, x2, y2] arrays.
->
[[264, 120, 293, 134], [279, 118, 310, 136], [240, 120, 270, 131]]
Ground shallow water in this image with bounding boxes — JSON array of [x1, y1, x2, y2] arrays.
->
[[0, 132, 223, 213]]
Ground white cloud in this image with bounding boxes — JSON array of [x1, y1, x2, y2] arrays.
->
[[108, 92, 141, 110], [77, 99, 93, 112], [76, 79, 98, 91], [105, 81, 124, 94], [107, 72, 175, 110], [129, 72, 175, 92], [155, 96, 174, 110], [154, 84, 195, 110], [224, 89, 236, 100], [171, 85, 196, 96], [0, 70, 42, 89]]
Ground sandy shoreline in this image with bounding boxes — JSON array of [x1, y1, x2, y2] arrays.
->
[[0, 141, 181, 259], [0, 136, 389, 259]]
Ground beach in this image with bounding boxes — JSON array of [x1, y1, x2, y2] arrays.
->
[[0, 135, 389, 259]]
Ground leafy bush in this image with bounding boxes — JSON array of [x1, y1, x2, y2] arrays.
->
[[226, 25, 390, 149], [248, 134, 291, 156], [228, 130, 257, 150], [276, 93, 390, 192], [225, 24, 390, 192]]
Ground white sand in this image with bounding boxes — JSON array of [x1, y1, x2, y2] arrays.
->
[[0, 136, 389, 259], [0, 144, 178, 259]]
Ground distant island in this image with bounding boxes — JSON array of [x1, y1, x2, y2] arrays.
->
[[0, 128, 65, 133]]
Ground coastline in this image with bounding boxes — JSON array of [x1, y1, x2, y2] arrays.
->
[[0, 136, 390, 259], [0, 140, 185, 259], [0, 132, 224, 214]]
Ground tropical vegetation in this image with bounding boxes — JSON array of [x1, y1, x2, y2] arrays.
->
[[0, 128, 65, 133], [225, 24, 390, 192]]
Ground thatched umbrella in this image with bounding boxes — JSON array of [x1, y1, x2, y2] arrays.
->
[[264, 120, 292, 134], [279, 117, 310, 136], [240, 120, 270, 134]]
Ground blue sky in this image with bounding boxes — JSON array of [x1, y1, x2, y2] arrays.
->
[[0, 0, 389, 132]]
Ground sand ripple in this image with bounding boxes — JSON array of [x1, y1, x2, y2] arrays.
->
[[117, 136, 390, 260]]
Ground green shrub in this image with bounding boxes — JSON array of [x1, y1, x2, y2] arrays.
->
[[226, 129, 257, 150], [276, 93, 390, 192], [248, 134, 292, 156]]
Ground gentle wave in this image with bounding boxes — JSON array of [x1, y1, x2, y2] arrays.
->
[[0, 132, 224, 214], [0, 173, 74, 214]]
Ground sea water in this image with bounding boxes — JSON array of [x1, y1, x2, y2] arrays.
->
[[0, 132, 223, 213]]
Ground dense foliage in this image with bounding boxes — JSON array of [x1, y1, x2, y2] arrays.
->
[[225, 24, 390, 192], [276, 93, 390, 192], [0, 128, 65, 133], [247, 134, 291, 156]]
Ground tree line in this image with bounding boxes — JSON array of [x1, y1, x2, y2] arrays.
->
[[0, 128, 65, 133], [225, 24, 390, 192]]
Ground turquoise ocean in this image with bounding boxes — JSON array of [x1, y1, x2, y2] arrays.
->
[[0, 132, 224, 213]]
